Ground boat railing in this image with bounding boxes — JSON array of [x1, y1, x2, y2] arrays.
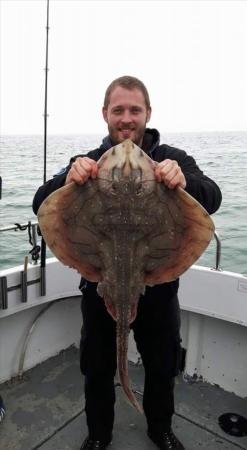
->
[[213, 230, 222, 271], [0, 221, 40, 263], [0, 221, 39, 235]]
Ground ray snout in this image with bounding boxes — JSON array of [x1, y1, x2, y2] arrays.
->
[[110, 140, 146, 182], [97, 139, 156, 194], [113, 140, 141, 174], [120, 140, 141, 177]]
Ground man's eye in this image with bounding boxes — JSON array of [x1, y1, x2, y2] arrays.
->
[[131, 108, 141, 114]]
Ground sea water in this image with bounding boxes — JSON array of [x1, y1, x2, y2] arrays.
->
[[0, 132, 246, 275]]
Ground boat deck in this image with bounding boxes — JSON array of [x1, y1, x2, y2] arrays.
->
[[0, 347, 246, 450]]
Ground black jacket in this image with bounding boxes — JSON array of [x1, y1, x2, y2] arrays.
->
[[32, 129, 222, 297]]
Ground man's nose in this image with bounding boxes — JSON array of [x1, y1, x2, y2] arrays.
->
[[120, 109, 132, 123]]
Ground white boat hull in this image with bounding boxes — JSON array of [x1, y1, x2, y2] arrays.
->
[[1, 259, 247, 397]]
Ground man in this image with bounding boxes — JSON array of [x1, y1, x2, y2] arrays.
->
[[33, 76, 222, 450]]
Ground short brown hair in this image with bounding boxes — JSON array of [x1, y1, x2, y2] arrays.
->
[[103, 75, 151, 109]]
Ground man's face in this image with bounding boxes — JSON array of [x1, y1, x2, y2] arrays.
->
[[102, 86, 151, 146]]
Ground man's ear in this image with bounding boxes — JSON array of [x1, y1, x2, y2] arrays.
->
[[146, 107, 152, 123], [102, 107, 108, 123]]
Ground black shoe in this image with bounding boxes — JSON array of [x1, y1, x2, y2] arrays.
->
[[80, 436, 112, 450], [148, 429, 185, 450]]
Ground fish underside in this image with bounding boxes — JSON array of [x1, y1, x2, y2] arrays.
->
[[38, 139, 215, 413]]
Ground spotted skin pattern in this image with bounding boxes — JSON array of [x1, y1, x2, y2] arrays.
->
[[38, 140, 214, 412]]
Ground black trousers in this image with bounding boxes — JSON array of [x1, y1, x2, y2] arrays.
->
[[80, 283, 182, 442]]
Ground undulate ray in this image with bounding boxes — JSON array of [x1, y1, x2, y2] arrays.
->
[[38, 139, 215, 412]]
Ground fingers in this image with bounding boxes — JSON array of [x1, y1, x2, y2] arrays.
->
[[154, 159, 186, 189], [65, 156, 186, 189], [65, 157, 98, 185]]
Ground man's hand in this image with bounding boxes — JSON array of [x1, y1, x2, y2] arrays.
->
[[154, 159, 186, 189], [65, 157, 98, 185]]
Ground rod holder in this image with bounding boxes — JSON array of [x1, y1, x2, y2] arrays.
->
[[20, 271, 28, 302], [40, 266, 46, 296], [0, 276, 8, 309]]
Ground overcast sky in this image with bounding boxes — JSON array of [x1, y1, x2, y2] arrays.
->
[[1, 0, 247, 135]]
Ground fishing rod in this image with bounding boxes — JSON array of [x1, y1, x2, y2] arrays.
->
[[40, 0, 50, 296], [43, 0, 50, 185]]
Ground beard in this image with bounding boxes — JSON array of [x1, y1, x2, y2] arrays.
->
[[108, 124, 146, 147]]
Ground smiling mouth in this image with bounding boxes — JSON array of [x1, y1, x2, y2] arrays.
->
[[120, 129, 134, 137]]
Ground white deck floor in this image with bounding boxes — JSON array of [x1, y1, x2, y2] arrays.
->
[[0, 347, 247, 450]]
